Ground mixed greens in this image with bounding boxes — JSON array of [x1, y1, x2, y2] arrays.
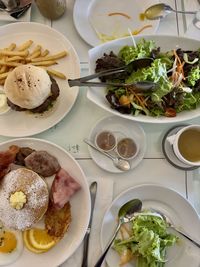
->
[[95, 39, 200, 117], [113, 211, 178, 267]]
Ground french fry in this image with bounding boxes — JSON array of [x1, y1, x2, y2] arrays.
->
[[30, 45, 41, 54], [41, 49, 49, 57], [18, 40, 33, 51], [0, 71, 9, 80], [0, 60, 22, 67], [46, 68, 66, 79], [0, 50, 29, 57], [0, 40, 68, 85], [6, 56, 24, 62], [26, 50, 41, 61], [0, 65, 7, 74], [31, 60, 58, 66], [31, 51, 67, 62], [6, 43, 16, 51], [0, 43, 16, 72]]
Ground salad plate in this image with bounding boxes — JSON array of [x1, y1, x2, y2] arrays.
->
[[101, 184, 200, 267], [88, 35, 200, 123], [0, 22, 80, 137], [87, 115, 146, 173], [0, 138, 90, 267], [73, 0, 159, 47]]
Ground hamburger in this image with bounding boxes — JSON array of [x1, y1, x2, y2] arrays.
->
[[4, 65, 59, 113]]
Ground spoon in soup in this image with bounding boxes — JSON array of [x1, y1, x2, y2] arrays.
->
[[94, 199, 142, 267], [144, 3, 196, 20], [84, 138, 131, 172]]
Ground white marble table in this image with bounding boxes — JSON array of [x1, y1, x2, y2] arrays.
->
[[0, 0, 199, 266]]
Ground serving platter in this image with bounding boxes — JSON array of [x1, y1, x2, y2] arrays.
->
[[88, 35, 200, 123]]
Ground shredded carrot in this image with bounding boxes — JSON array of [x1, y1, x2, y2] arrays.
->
[[132, 24, 152, 35], [172, 49, 185, 82], [108, 12, 131, 19], [133, 92, 147, 109]]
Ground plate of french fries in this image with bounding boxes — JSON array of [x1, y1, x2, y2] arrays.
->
[[0, 22, 80, 137]]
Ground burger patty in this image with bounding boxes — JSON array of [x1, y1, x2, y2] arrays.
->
[[7, 76, 59, 113]]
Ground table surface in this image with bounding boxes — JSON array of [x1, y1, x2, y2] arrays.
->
[[0, 0, 200, 266]]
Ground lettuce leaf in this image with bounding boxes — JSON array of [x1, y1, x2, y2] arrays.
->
[[126, 59, 173, 102], [113, 211, 177, 267], [118, 39, 156, 64]]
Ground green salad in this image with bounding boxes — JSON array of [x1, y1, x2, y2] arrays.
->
[[95, 39, 200, 117], [113, 211, 178, 267]]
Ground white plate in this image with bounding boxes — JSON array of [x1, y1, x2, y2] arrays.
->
[[0, 138, 90, 267], [73, 0, 159, 47], [88, 115, 146, 173], [101, 184, 200, 267], [88, 35, 200, 124], [0, 22, 80, 137], [0, 4, 31, 22]]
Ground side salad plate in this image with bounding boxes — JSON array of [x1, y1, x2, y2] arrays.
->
[[88, 35, 200, 123], [101, 184, 200, 267]]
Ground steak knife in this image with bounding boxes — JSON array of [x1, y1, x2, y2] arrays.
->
[[81, 181, 97, 267]]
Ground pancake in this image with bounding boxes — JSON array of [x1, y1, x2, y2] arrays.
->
[[0, 168, 49, 230]]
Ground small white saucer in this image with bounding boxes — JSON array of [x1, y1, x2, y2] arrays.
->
[[87, 115, 146, 173], [162, 125, 199, 171]]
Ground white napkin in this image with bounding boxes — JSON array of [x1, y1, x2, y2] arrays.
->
[[60, 177, 114, 267]]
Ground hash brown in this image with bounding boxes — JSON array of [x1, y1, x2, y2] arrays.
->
[[44, 201, 71, 240]]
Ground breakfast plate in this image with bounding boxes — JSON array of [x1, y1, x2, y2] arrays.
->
[[0, 138, 90, 267], [73, 0, 159, 47], [0, 22, 80, 137], [88, 35, 200, 123], [101, 184, 200, 267], [87, 115, 146, 173]]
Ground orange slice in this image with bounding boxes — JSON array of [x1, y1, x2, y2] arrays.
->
[[23, 230, 46, 254], [28, 228, 56, 250]]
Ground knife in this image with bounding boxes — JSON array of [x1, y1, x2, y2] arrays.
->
[[81, 181, 97, 267]]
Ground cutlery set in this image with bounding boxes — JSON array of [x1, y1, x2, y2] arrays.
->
[[0, 0, 31, 19]]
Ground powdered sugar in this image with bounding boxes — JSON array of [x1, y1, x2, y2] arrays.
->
[[0, 168, 49, 230]]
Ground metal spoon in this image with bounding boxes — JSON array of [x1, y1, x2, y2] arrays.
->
[[152, 209, 200, 248], [144, 3, 196, 20], [84, 138, 131, 172], [94, 199, 142, 267]]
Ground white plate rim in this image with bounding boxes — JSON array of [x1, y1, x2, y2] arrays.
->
[[100, 183, 200, 267], [0, 137, 91, 267], [73, 0, 160, 47], [88, 115, 146, 173], [0, 22, 80, 137], [87, 34, 200, 124]]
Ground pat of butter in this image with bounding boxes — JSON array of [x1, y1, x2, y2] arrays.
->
[[10, 191, 27, 210], [0, 93, 10, 114]]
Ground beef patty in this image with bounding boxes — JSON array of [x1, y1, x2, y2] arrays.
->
[[7, 76, 59, 113]]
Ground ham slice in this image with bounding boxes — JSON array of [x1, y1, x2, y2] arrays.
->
[[0, 145, 19, 179], [51, 168, 81, 209]]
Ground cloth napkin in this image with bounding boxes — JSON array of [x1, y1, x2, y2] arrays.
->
[[60, 177, 114, 267]]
